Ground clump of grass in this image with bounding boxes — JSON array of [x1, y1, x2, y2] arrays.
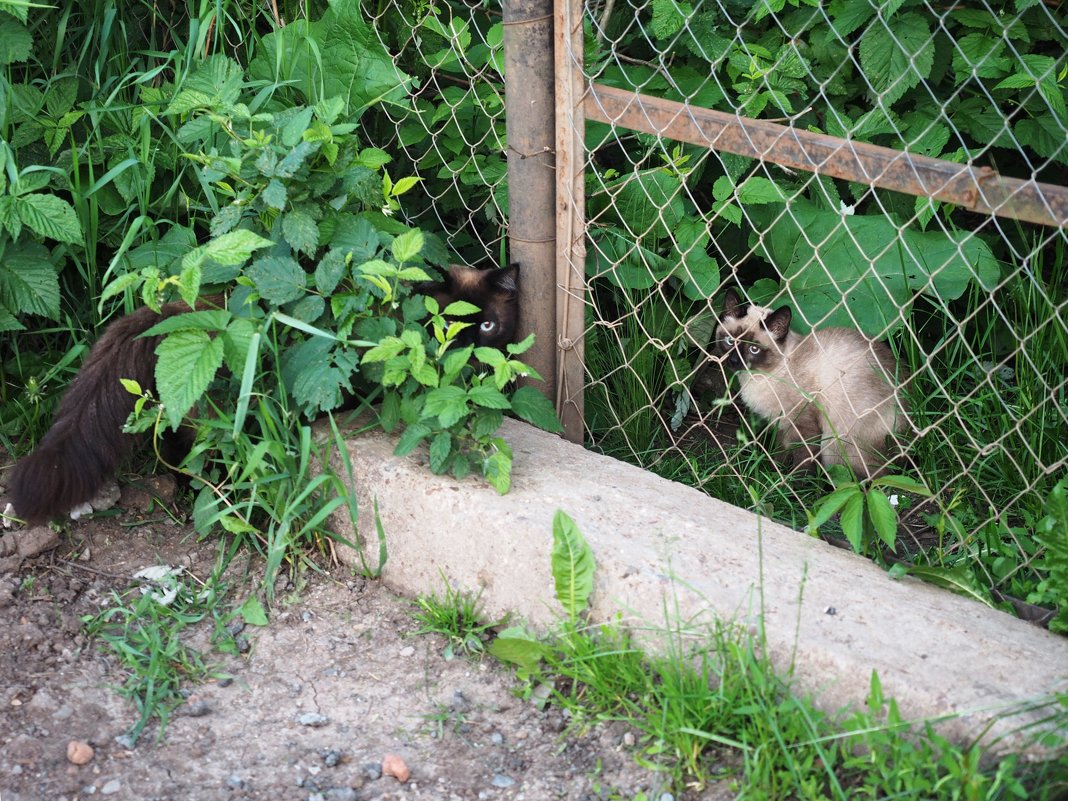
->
[[411, 574, 503, 659], [84, 564, 234, 745]]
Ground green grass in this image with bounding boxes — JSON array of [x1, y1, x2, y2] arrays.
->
[[412, 575, 504, 659]]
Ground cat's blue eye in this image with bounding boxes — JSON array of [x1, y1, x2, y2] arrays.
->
[[480, 321, 496, 333], [748, 344, 761, 355], [724, 335, 734, 346]]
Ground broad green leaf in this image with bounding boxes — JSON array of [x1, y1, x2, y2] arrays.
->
[[467, 384, 511, 409], [429, 432, 452, 473], [839, 492, 866, 553], [551, 510, 595, 621], [872, 474, 931, 495], [204, 229, 274, 265], [16, 193, 82, 244], [395, 422, 431, 456], [807, 485, 859, 535], [0, 16, 32, 65], [866, 490, 898, 550], [391, 228, 425, 263], [155, 330, 225, 428], [859, 13, 934, 106], [509, 386, 564, 433], [143, 310, 230, 337], [482, 442, 512, 495], [0, 242, 60, 319], [906, 565, 994, 607], [239, 596, 269, 626], [246, 255, 307, 305], [282, 209, 320, 255], [423, 385, 469, 428], [489, 634, 548, 672]]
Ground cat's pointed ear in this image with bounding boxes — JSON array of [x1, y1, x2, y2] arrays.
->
[[494, 263, 519, 295], [765, 306, 792, 341], [722, 288, 743, 318]]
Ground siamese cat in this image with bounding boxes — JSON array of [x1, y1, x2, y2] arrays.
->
[[713, 288, 908, 479], [8, 264, 520, 525]]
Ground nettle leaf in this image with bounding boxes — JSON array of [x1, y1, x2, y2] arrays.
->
[[16, 193, 82, 244], [468, 384, 511, 409], [0, 16, 31, 64], [651, 0, 693, 39], [0, 242, 60, 319], [395, 422, 431, 456], [551, 510, 595, 621], [282, 209, 320, 255], [315, 249, 348, 295], [204, 229, 274, 265], [391, 228, 425, 263], [423, 385, 469, 427], [429, 432, 452, 473], [510, 386, 564, 432], [609, 169, 685, 241], [246, 255, 307, 305], [155, 330, 225, 429], [482, 439, 513, 495], [261, 178, 288, 210], [859, 13, 934, 106]]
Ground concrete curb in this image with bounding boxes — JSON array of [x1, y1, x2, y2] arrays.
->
[[325, 418, 1068, 755]]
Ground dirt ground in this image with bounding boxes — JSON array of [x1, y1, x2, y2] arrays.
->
[[0, 483, 734, 801]]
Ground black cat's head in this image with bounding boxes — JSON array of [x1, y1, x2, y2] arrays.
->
[[422, 264, 520, 350]]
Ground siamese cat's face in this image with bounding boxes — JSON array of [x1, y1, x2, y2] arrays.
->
[[422, 264, 520, 350], [714, 289, 792, 372]]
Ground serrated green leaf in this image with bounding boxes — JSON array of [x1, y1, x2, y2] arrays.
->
[[282, 209, 320, 255], [423, 385, 469, 427], [0, 17, 33, 64], [482, 442, 512, 494], [468, 384, 511, 409], [0, 242, 61, 319], [155, 330, 225, 428], [906, 565, 994, 607], [245, 255, 307, 305], [489, 635, 548, 671], [859, 14, 934, 106], [391, 228, 425, 263], [204, 229, 274, 265], [509, 386, 564, 433], [261, 178, 288, 209], [395, 422, 431, 456], [429, 431, 452, 473], [362, 337, 406, 363], [551, 510, 595, 621], [16, 193, 82, 244]]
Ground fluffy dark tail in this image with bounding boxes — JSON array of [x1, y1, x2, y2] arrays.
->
[[9, 300, 200, 525]]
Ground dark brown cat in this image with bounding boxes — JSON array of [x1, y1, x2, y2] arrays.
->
[[8, 264, 520, 525], [714, 288, 908, 479]]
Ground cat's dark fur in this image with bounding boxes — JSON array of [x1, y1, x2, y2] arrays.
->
[[9, 264, 520, 525], [714, 288, 908, 479]]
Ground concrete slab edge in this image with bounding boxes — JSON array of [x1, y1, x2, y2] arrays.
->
[[322, 418, 1068, 757]]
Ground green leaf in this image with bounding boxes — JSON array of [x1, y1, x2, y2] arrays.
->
[[155, 330, 226, 429], [0, 242, 60, 319], [839, 492, 866, 553], [509, 386, 564, 433], [872, 474, 931, 496], [16, 193, 82, 244], [736, 176, 786, 205], [246, 255, 307, 305], [866, 490, 898, 550], [0, 16, 32, 65], [482, 441, 512, 494], [423, 385, 469, 428], [859, 13, 935, 106], [203, 229, 274, 265], [391, 228, 425, 263], [282, 209, 320, 255], [807, 485, 859, 535], [239, 596, 269, 626], [489, 635, 548, 672], [551, 510, 595, 621], [429, 432, 452, 473], [395, 422, 431, 456], [906, 565, 994, 607], [467, 384, 511, 409]]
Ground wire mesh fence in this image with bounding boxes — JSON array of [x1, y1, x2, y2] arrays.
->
[[563, 0, 1067, 618]]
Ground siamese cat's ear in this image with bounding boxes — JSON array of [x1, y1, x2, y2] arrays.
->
[[765, 306, 792, 341], [494, 263, 519, 295], [722, 288, 744, 318]]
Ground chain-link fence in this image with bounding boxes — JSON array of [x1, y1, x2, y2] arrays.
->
[[356, 0, 1066, 621], [560, 0, 1067, 619]]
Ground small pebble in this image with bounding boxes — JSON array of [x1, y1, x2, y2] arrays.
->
[[100, 779, 121, 795], [622, 731, 636, 747], [297, 712, 330, 727], [361, 762, 382, 781], [325, 788, 358, 801], [323, 750, 342, 767], [381, 753, 410, 783], [66, 740, 94, 765], [490, 732, 503, 745], [491, 774, 515, 788], [399, 645, 415, 658]]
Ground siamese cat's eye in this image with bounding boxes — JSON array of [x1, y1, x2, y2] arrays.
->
[[724, 335, 734, 346], [480, 321, 497, 333], [748, 344, 761, 355]]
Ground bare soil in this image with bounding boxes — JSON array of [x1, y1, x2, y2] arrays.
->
[[0, 492, 730, 801]]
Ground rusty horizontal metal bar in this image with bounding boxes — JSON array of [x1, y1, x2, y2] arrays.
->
[[586, 83, 1067, 229]]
